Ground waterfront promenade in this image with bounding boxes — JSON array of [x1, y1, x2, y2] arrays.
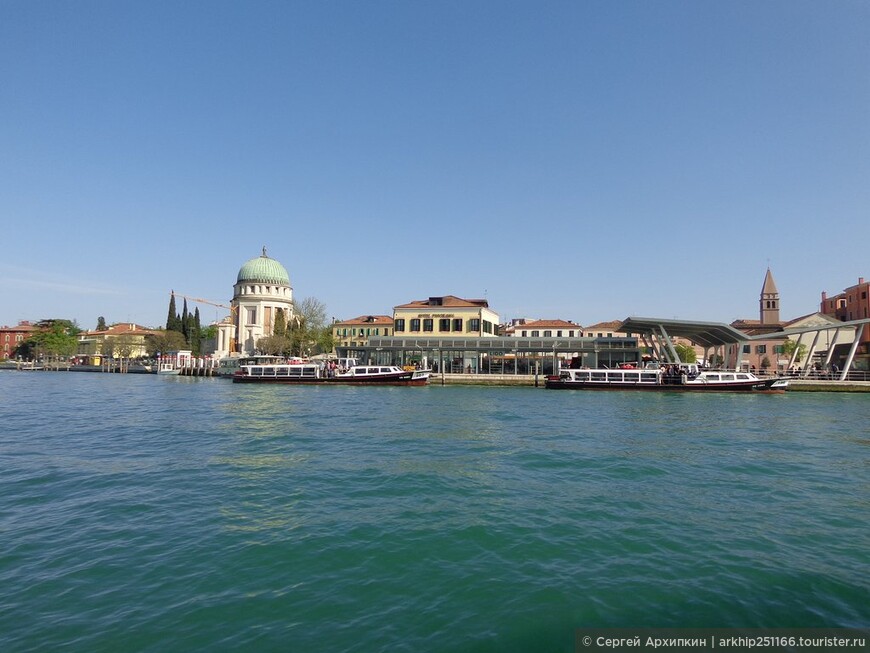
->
[[3, 365, 870, 390]]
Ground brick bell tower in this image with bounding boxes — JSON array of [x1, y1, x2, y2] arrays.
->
[[760, 268, 781, 326]]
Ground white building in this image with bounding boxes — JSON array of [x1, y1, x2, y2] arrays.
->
[[215, 248, 295, 357]]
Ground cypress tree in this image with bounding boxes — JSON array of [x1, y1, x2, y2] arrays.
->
[[274, 308, 287, 338], [192, 307, 202, 355], [181, 299, 190, 343], [166, 293, 178, 331]]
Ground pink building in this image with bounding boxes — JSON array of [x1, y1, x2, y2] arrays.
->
[[821, 277, 870, 347]]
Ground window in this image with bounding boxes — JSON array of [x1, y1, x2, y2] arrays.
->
[[452, 319, 463, 331], [756, 345, 767, 354], [469, 319, 480, 332], [557, 331, 562, 337], [423, 319, 433, 332], [743, 345, 751, 354], [774, 345, 784, 354], [247, 308, 257, 325], [521, 330, 527, 337], [483, 321, 493, 334], [395, 319, 405, 332], [544, 331, 552, 337], [439, 319, 450, 332], [410, 319, 421, 332], [531, 331, 539, 337]]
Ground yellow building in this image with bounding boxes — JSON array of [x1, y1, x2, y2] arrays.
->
[[333, 315, 394, 350], [392, 295, 499, 337], [76, 323, 161, 362]]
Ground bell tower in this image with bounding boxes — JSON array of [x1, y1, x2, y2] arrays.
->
[[760, 268, 781, 325]]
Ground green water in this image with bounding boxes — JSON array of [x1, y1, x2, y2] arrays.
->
[[1, 373, 867, 652]]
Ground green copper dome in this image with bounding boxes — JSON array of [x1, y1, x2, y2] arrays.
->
[[236, 248, 290, 285]]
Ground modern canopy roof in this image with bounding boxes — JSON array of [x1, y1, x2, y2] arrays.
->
[[619, 317, 755, 348]]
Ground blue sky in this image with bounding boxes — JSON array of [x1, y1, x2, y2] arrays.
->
[[2, 1, 868, 330]]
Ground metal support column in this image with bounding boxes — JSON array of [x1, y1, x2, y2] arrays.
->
[[802, 330, 822, 378], [841, 330, 862, 381], [658, 326, 681, 363]]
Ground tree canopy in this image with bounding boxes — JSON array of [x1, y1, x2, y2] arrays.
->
[[781, 339, 807, 363], [673, 342, 697, 363], [17, 319, 80, 361], [145, 330, 189, 357]]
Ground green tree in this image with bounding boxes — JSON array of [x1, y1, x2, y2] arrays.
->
[[166, 293, 182, 333], [674, 343, 697, 363], [181, 298, 190, 343], [288, 297, 328, 357], [193, 307, 202, 355], [313, 325, 336, 356], [274, 308, 287, 338], [145, 330, 188, 357], [26, 319, 80, 363], [256, 334, 291, 356], [781, 339, 807, 363], [101, 336, 116, 358], [114, 334, 136, 360]]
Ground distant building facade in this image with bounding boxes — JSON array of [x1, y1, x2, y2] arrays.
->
[[392, 295, 499, 338], [504, 319, 582, 338], [333, 315, 394, 350], [0, 321, 38, 359], [76, 323, 161, 361], [820, 276, 870, 365], [584, 320, 629, 338]]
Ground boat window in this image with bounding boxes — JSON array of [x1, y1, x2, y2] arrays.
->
[[640, 373, 657, 383], [721, 374, 735, 381], [737, 374, 750, 380], [264, 367, 275, 375], [289, 367, 301, 376], [706, 374, 720, 381], [251, 367, 263, 376], [277, 367, 289, 376], [302, 368, 317, 377], [591, 372, 606, 381], [606, 372, 622, 382], [381, 368, 392, 373], [624, 372, 639, 382]]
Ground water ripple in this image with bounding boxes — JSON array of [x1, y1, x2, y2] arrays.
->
[[0, 374, 868, 651]]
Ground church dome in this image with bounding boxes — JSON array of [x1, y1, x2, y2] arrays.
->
[[236, 249, 290, 286]]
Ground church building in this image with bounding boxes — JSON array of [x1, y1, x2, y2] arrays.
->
[[215, 248, 295, 357]]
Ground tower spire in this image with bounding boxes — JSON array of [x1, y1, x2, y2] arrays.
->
[[760, 268, 780, 325]]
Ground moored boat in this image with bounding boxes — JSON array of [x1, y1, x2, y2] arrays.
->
[[546, 363, 788, 393], [156, 362, 181, 375], [215, 354, 290, 378], [233, 363, 431, 386]]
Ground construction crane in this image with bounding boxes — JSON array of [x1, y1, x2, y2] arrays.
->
[[171, 291, 237, 353], [170, 291, 234, 313]]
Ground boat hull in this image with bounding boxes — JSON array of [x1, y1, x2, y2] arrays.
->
[[232, 373, 429, 386], [545, 377, 787, 393]]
